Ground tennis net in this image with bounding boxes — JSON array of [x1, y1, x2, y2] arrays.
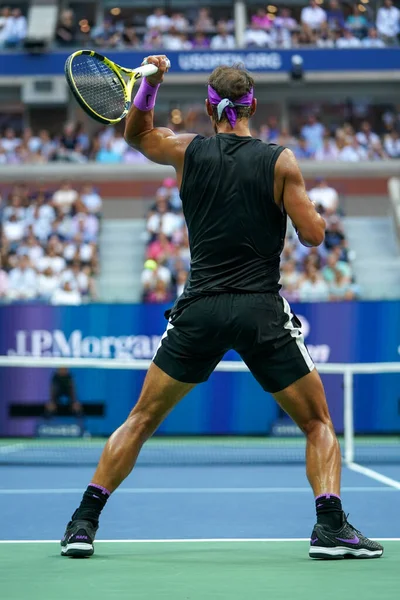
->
[[0, 357, 399, 466]]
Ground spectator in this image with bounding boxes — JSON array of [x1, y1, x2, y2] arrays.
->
[[301, 115, 325, 153], [37, 267, 60, 301], [141, 259, 172, 296], [322, 251, 352, 284], [316, 22, 335, 47], [362, 27, 385, 47], [345, 5, 369, 38], [245, 21, 271, 48], [376, 0, 400, 44], [308, 179, 339, 214], [251, 8, 273, 30], [147, 233, 175, 262], [326, 0, 345, 31], [210, 23, 235, 50], [3, 214, 25, 245], [147, 195, 182, 239], [122, 25, 140, 48], [158, 178, 181, 211], [51, 281, 81, 305], [293, 137, 315, 159], [1, 127, 21, 153], [163, 26, 192, 50], [3, 193, 26, 222], [336, 28, 362, 47], [1, 7, 26, 47], [324, 216, 346, 251], [91, 20, 120, 47], [329, 269, 356, 301], [195, 8, 214, 33], [8, 256, 37, 300], [0, 7, 10, 43], [301, 0, 327, 30], [147, 278, 172, 303], [36, 246, 66, 274], [71, 212, 99, 243], [55, 9, 77, 47], [192, 31, 210, 48], [17, 233, 44, 265], [146, 8, 171, 32], [0, 256, 9, 299], [280, 260, 301, 289], [337, 137, 368, 161], [274, 8, 297, 31], [315, 135, 339, 160], [170, 12, 188, 32], [52, 181, 78, 216], [45, 368, 82, 417], [96, 140, 122, 163], [79, 184, 102, 215], [356, 121, 380, 149], [299, 265, 330, 301], [60, 260, 91, 295], [384, 129, 400, 157]]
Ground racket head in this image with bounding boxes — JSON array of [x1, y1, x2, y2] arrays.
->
[[65, 50, 131, 125]]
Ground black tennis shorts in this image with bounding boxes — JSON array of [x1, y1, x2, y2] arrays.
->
[[153, 292, 314, 393]]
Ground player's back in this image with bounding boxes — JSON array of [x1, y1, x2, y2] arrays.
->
[[180, 133, 286, 296]]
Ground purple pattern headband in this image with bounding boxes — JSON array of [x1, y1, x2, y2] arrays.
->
[[207, 85, 254, 128]]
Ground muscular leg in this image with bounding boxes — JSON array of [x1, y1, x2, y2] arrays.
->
[[92, 362, 195, 492], [273, 368, 341, 496]]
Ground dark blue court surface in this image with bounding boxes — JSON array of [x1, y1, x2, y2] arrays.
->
[[1, 464, 399, 541]]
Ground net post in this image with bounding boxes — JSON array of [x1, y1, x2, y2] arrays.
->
[[343, 368, 355, 465]]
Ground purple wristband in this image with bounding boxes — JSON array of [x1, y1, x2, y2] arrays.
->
[[133, 78, 160, 111]]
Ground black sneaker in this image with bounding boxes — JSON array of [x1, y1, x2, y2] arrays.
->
[[61, 520, 98, 557], [309, 513, 384, 559]]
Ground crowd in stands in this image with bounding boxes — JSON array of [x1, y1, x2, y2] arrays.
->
[[279, 179, 358, 302], [0, 6, 26, 47], [141, 177, 357, 304], [52, 2, 400, 50], [1, 106, 399, 165], [0, 182, 100, 304], [1, 2, 399, 50]]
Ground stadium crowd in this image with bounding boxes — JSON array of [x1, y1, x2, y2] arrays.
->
[[1, 2, 399, 49], [141, 177, 357, 304], [54, 2, 399, 50], [1, 106, 400, 165], [0, 182, 100, 304]]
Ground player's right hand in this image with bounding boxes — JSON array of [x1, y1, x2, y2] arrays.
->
[[142, 55, 170, 86]]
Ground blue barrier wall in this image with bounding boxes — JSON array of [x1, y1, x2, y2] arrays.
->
[[0, 49, 399, 76], [0, 300, 399, 437]]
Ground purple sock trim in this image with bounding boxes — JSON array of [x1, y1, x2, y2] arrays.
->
[[90, 483, 111, 497], [315, 493, 341, 501], [133, 78, 160, 111]]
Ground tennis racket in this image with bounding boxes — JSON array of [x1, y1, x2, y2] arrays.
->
[[64, 50, 170, 125]]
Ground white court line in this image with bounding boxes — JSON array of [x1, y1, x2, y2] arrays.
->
[[347, 462, 400, 490], [0, 485, 397, 495], [0, 443, 27, 455], [0, 538, 399, 544]]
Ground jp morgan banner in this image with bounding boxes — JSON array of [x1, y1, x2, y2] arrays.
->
[[0, 48, 399, 77], [0, 301, 399, 436]]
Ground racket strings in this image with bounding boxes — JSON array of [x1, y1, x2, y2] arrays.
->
[[71, 55, 127, 120]]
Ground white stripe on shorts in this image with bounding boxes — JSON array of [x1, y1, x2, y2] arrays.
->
[[152, 320, 174, 361], [281, 297, 314, 372]]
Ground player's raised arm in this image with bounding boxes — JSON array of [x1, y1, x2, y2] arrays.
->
[[275, 148, 326, 247], [124, 55, 195, 170]]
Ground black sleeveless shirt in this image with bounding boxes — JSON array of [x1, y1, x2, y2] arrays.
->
[[171, 134, 286, 314]]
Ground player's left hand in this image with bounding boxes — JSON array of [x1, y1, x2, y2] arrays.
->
[[142, 55, 170, 86]]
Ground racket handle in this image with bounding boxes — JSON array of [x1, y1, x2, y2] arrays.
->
[[135, 59, 171, 79]]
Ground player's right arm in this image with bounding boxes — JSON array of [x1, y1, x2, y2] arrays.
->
[[275, 149, 326, 247]]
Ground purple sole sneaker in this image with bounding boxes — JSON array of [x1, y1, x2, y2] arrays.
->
[[309, 512, 384, 559], [61, 519, 98, 558]]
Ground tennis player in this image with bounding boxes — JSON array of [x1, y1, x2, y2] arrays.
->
[[61, 56, 383, 560]]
